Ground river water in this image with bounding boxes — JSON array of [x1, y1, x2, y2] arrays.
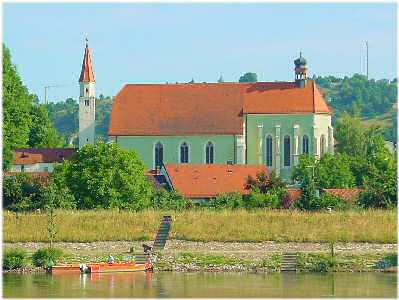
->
[[3, 272, 397, 298]]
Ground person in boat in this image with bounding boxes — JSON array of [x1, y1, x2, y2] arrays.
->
[[108, 255, 114, 264]]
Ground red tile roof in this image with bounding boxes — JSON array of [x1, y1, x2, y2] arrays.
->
[[287, 188, 303, 201], [321, 188, 364, 201], [163, 163, 269, 198], [109, 83, 245, 136], [4, 171, 50, 178], [243, 81, 331, 114], [13, 148, 77, 165], [79, 43, 95, 82], [109, 81, 331, 136]]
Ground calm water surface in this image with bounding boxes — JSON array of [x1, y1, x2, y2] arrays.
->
[[3, 272, 397, 298]]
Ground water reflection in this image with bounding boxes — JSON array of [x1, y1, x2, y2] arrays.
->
[[3, 271, 397, 298]]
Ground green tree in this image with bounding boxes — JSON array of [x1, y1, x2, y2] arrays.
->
[[244, 170, 287, 209], [2, 173, 44, 212], [28, 105, 64, 147], [291, 155, 318, 210], [2, 44, 32, 169], [335, 113, 395, 187], [57, 142, 152, 210], [318, 154, 355, 188], [315, 74, 397, 120], [150, 190, 187, 210], [239, 72, 258, 83], [3, 44, 64, 169], [334, 113, 397, 208], [292, 154, 356, 210], [358, 148, 397, 208]]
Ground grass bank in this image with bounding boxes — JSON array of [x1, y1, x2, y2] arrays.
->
[[155, 252, 398, 272], [4, 209, 396, 243]]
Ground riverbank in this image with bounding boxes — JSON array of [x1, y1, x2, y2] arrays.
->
[[4, 209, 397, 243], [4, 241, 397, 273]]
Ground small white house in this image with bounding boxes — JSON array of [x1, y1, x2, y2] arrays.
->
[[10, 148, 77, 173]]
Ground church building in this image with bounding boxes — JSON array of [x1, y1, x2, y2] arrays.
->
[[80, 43, 333, 181]]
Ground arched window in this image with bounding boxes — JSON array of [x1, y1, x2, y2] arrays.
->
[[302, 135, 309, 154], [284, 135, 291, 167], [205, 142, 214, 164], [265, 135, 273, 167], [320, 135, 326, 156], [154, 142, 163, 169], [180, 142, 189, 163]]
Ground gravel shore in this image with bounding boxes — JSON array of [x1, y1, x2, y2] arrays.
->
[[4, 240, 396, 262]]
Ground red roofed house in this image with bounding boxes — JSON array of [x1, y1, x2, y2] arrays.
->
[[321, 188, 364, 202], [10, 148, 77, 173], [108, 51, 334, 181], [162, 163, 268, 201]]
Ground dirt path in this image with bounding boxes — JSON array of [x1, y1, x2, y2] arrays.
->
[[4, 240, 396, 262]]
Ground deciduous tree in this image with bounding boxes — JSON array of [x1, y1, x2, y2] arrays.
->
[[239, 72, 258, 83], [58, 142, 152, 210]]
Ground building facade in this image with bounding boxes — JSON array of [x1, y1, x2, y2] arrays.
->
[[106, 53, 333, 181]]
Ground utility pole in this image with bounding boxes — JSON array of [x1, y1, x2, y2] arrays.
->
[[366, 41, 369, 79], [43, 84, 71, 104]]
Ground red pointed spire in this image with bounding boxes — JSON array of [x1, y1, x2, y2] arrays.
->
[[79, 40, 95, 83]]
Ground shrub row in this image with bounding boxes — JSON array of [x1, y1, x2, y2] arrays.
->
[[3, 247, 64, 270]]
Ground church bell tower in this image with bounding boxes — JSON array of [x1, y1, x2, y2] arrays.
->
[[78, 40, 96, 149], [294, 52, 308, 88]]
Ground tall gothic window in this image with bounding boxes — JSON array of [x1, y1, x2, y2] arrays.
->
[[154, 142, 163, 169], [180, 142, 189, 163], [205, 142, 214, 164], [320, 135, 326, 156], [284, 135, 291, 167], [265, 135, 273, 167], [302, 135, 309, 154]]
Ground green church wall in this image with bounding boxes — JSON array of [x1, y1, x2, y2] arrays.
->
[[246, 113, 329, 181], [110, 135, 236, 169]]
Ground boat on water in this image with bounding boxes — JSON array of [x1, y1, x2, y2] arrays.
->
[[51, 261, 153, 274], [51, 215, 171, 275]]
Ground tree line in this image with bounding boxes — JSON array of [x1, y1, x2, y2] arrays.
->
[[3, 44, 64, 170]]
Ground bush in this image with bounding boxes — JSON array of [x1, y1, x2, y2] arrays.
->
[[150, 190, 188, 210], [3, 248, 28, 270], [32, 247, 63, 267], [244, 190, 281, 209], [318, 193, 351, 210], [3, 173, 44, 212], [297, 254, 334, 272], [358, 188, 395, 209], [212, 192, 243, 209]]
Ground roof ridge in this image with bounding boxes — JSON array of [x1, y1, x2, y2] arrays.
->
[[124, 81, 295, 86]]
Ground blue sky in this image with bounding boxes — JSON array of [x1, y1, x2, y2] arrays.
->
[[4, 3, 397, 103]]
